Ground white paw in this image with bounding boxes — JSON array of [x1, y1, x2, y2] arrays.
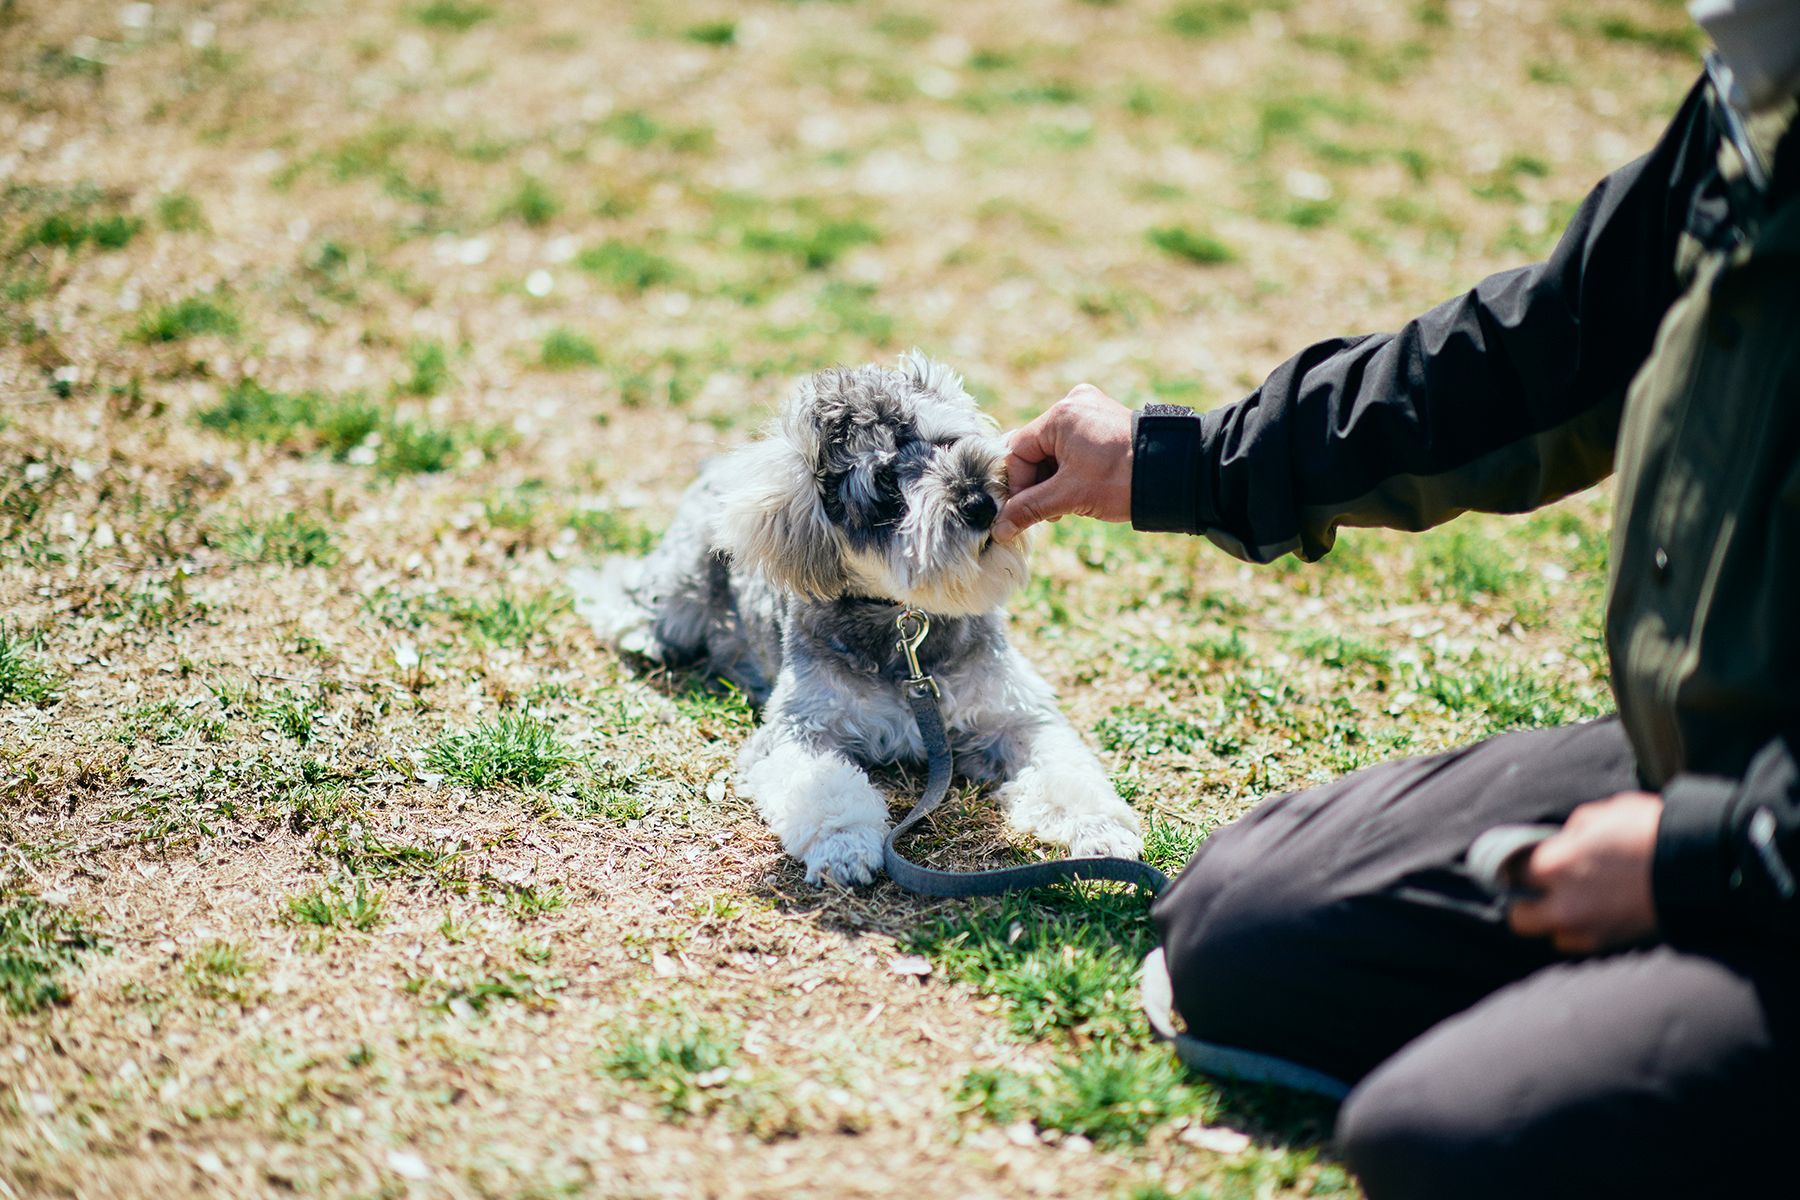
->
[[1001, 762, 1144, 860], [1066, 817, 1145, 861], [802, 825, 885, 888]]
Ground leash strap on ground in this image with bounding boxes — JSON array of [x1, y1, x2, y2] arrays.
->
[[881, 671, 1168, 899]]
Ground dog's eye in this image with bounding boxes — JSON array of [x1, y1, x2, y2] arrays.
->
[[875, 463, 903, 504]]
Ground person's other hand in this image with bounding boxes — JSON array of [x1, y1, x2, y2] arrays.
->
[[1507, 791, 1662, 954], [992, 384, 1133, 542]]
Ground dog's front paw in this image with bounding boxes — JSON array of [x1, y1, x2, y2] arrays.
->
[[802, 826, 885, 888], [1001, 763, 1145, 860], [1066, 817, 1145, 861]]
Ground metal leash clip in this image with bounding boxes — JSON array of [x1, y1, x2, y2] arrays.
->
[[895, 607, 939, 698]]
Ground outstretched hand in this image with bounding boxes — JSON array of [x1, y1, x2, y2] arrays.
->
[[1507, 791, 1662, 955], [992, 384, 1135, 543]]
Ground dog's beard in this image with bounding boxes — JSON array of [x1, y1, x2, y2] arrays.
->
[[839, 489, 1031, 615]]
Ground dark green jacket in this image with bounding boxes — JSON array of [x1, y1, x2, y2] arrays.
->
[[1132, 76, 1800, 946]]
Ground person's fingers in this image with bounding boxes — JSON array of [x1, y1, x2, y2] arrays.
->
[[992, 481, 1062, 543], [1506, 894, 1553, 939], [1002, 449, 1054, 498]]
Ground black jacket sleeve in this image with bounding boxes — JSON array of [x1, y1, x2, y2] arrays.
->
[[1131, 78, 1721, 562], [1656, 736, 1800, 947]]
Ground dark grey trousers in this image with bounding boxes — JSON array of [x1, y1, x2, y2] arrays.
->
[[1152, 718, 1797, 1200]]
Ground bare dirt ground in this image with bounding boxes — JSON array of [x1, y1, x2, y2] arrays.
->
[[0, 1, 1697, 1196]]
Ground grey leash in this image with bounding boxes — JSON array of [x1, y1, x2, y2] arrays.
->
[[880, 608, 1168, 899]]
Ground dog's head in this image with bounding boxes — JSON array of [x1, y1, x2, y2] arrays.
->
[[718, 350, 1031, 615]]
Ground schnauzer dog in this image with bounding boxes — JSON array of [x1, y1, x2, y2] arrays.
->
[[574, 352, 1143, 886]]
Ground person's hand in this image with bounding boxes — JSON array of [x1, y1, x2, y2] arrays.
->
[[992, 384, 1134, 543], [1507, 791, 1662, 954]]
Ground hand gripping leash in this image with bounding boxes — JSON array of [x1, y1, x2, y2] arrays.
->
[[879, 607, 1168, 898]]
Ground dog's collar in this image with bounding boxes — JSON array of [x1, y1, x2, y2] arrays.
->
[[836, 592, 911, 609]]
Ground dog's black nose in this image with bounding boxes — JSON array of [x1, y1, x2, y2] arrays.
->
[[959, 492, 998, 531]]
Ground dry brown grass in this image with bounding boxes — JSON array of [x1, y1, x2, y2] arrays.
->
[[0, 0, 1696, 1196]]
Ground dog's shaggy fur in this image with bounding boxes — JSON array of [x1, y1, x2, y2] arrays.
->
[[574, 352, 1143, 886]]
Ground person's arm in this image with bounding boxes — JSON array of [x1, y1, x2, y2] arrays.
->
[[998, 77, 1721, 555], [1654, 735, 1800, 947]]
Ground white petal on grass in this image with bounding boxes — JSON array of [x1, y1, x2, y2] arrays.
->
[[1284, 169, 1333, 202], [525, 269, 554, 297], [386, 1151, 431, 1180], [915, 66, 959, 99], [1182, 1124, 1253, 1154]]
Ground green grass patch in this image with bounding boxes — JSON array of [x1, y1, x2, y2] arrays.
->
[[157, 191, 208, 232], [1410, 523, 1526, 603], [0, 625, 60, 706], [500, 174, 560, 226], [409, 966, 566, 1014], [1420, 658, 1610, 730], [597, 109, 714, 154], [685, 21, 737, 46], [397, 338, 452, 397], [910, 890, 1157, 1047], [414, 0, 492, 30], [741, 216, 880, 270], [1, 890, 106, 1015], [1289, 632, 1393, 674], [1143, 812, 1207, 875], [116, 699, 225, 746], [289, 877, 392, 935], [260, 690, 324, 743], [184, 939, 260, 1002], [132, 294, 239, 343], [20, 208, 141, 253], [1096, 704, 1220, 759], [427, 712, 577, 789], [378, 418, 461, 474], [488, 880, 568, 920], [568, 506, 656, 554], [818, 281, 894, 344], [218, 512, 339, 568], [1169, 0, 1285, 38], [961, 1046, 1212, 1148], [672, 681, 757, 738], [195, 378, 479, 475], [540, 327, 601, 369], [1594, 14, 1702, 56], [1148, 225, 1235, 265], [602, 1020, 740, 1119], [559, 783, 649, 823], [579, 240, 681, 293], [452, 589, 568, 646]]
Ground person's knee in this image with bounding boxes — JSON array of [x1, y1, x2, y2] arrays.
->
[[1157, 827, 1334, 1048], [1336, 1056, 1504, 1200]]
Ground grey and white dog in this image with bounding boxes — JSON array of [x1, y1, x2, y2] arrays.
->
[[573, 352, 1142, 886]]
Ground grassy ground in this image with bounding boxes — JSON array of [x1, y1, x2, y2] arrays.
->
[[0, 0, 1698, 1196]]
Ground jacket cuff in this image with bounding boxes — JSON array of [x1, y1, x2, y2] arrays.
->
[[1130, 405, 1203, 534], [1652, 772, 1739, 945]]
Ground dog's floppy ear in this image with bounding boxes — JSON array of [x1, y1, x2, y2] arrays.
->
[[899, 348, 998, 432], [716, 422, 846, 600]]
